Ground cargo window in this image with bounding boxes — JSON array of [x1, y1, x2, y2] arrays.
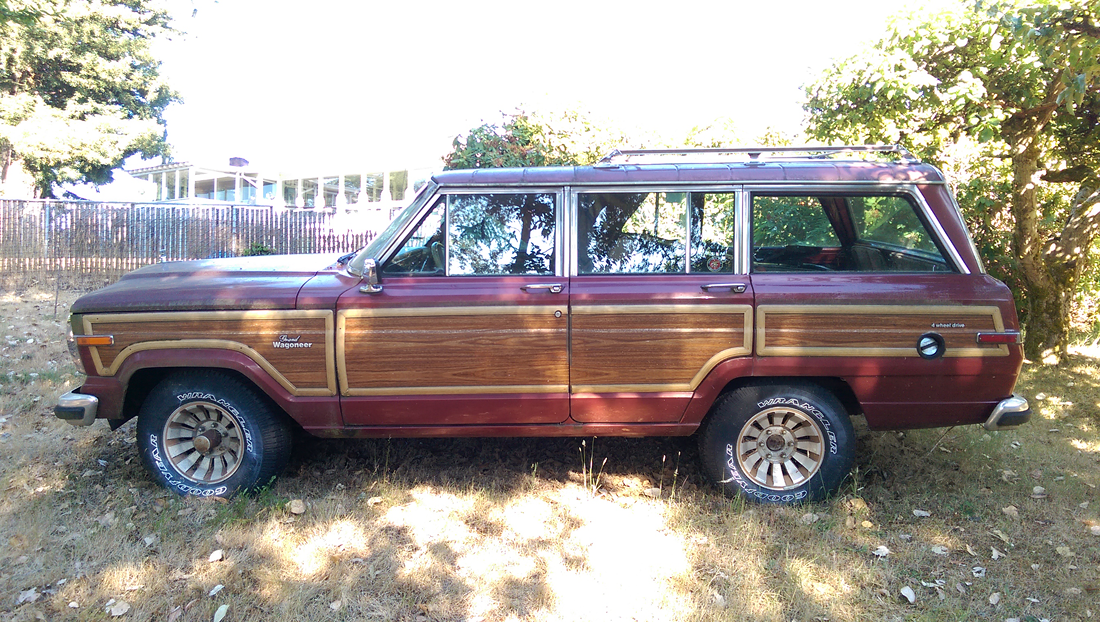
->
[[850, 195, 940, 254], [751, 192, 952, 273]]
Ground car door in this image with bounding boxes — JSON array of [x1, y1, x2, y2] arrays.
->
[[568, 187, 754, 423], [337, 189, 570, 426]]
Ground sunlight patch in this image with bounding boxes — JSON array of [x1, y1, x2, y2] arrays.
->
[[289, 520, 367, 576]]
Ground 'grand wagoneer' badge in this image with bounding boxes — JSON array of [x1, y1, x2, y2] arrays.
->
[[273, 334, 313, 349]]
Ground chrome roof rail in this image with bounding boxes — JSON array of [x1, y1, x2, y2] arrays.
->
[[594, 145, 919, 166]]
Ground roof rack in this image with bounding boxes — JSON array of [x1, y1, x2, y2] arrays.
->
[[595, 144, 918, 166]]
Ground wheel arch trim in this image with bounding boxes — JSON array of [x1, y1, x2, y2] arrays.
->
[[106, 340, 334, 397]]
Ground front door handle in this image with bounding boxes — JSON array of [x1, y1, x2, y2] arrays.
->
[[701, 283, 747, 293], [521, 283, 563, 294]]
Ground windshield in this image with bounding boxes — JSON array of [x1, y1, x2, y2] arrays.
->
[[348, 180, 437, 275]]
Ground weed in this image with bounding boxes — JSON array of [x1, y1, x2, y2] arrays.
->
[[669, 451, 682, 500], [578, 438, 608, 494]]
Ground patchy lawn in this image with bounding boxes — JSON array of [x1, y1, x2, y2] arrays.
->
[[1, 288, 1097, 621]]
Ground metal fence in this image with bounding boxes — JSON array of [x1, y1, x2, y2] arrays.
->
[[0, 200, 377, 288]]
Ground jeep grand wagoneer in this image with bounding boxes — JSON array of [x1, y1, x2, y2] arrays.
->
[[56, 146, 1030, 503]]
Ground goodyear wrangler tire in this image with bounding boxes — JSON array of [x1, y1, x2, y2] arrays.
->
[[699, 382, 854, 504], [136, 371, 292, 497]]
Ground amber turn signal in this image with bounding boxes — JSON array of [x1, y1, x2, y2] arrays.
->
[[75, 335, 114, 347]]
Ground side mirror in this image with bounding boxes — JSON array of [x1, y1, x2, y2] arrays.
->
[[359, 258, 383, 294]]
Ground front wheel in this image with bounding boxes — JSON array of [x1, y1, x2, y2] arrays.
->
[[136, 371, 292, 497], [699, 382, 854, 504]]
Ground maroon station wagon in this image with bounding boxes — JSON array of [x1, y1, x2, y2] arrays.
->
[[56, 146, 1030, 503]]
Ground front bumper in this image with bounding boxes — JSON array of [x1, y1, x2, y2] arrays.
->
[[983, 394, 1031, 431], [55, 390, 99, 426]]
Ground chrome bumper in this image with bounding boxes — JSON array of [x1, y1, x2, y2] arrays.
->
[[55, 390, 99, 426], [983, 394, 1031, 431]]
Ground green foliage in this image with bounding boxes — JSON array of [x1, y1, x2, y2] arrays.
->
[[443, 108, 633, 171], [0, 0, 179, 197], [444, 112, 579, 170], [0, 0, 41, 26], [752, 196, 839, 248], [804, 0, 1100, 356], [987, 0, 1100, 110], [241, 242, 276, 257]]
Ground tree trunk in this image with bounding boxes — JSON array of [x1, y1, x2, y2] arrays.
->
[[1012, 145, 1100, 360], [1009, 141, 1060, 360], [1002, 79, 1069, 361], [1, 140, 11, 185], [1045, 182, 1100, 356]]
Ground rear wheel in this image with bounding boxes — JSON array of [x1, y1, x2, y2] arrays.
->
[[136, 371, 292, 497], [699, 382, 854, 504]]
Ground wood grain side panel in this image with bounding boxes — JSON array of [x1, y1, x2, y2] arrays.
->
[[84, 312, 336, 395], [341, 312, 568, 394], [570, 306, 752, 391], [757, 305, 1007, 357]]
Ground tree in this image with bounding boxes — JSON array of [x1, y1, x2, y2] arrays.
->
[[443, 109, 636, 171], [0, 0, 41, 26], [444, 112, 578, 170], [0, 0, 178, 197], [804, 0, 1100, 360]]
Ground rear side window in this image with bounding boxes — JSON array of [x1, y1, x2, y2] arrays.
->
[[751, 192, 952, 273], [577, 191, 739, 274], [577, 192, 687, 274]]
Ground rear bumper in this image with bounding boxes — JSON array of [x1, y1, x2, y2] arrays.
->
[[55, 390, 99, 426], [983, 394, 1030, 431]]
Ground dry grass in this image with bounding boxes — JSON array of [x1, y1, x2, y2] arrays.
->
[[1, 287, 1099, 621]]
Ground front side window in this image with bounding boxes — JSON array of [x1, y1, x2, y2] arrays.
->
[[448, 193, 556, 276], [751, 192, 952, 273], [382, 193, 557, 276], [383, 198, 445, 275]]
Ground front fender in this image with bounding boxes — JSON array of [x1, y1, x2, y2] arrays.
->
[[110, 349, 343, 429]]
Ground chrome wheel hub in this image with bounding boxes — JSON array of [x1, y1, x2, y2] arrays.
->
[[737, 407, 824, 490], [163, 401, 243, 484]]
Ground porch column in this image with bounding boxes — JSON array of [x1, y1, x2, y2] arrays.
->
[[335, 173, 347, 206]]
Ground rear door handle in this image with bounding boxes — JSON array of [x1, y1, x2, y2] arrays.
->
[[701, 283, 747, 293], [521, 283, 563, 294]]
